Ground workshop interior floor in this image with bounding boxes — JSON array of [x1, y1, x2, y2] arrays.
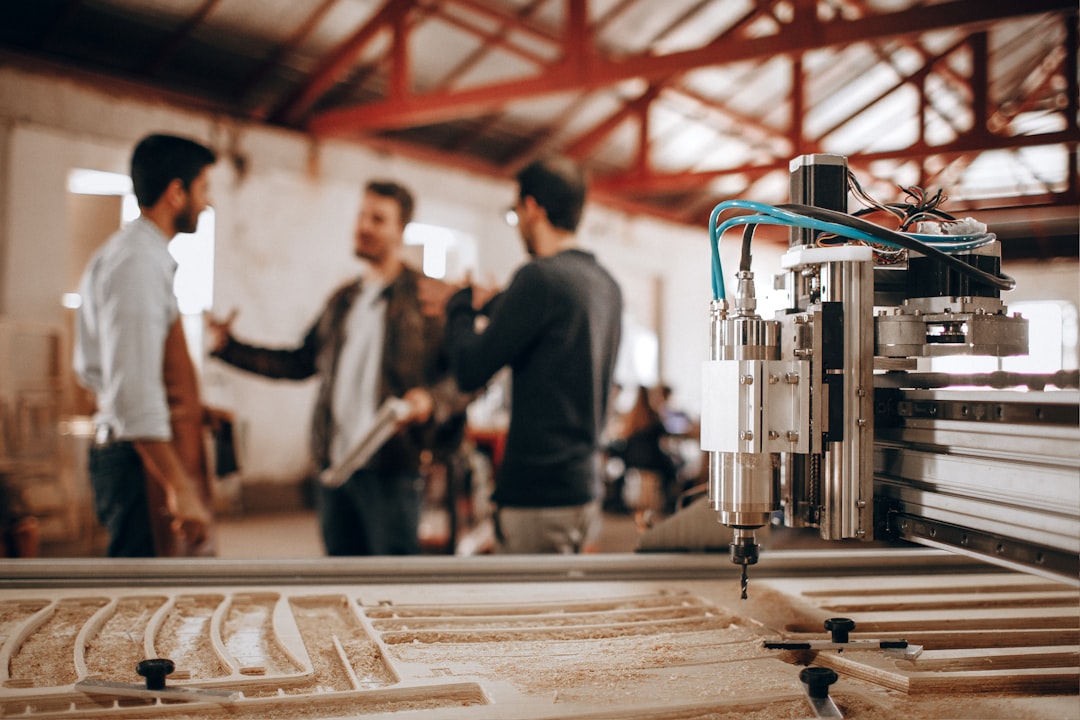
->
[[215, 508, 643, 557]]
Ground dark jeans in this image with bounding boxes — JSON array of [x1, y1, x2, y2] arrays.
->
[[88, 442, 156, 557], [318, 469, 422, 556]]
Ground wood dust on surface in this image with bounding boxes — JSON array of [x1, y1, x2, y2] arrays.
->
[[0, 575, 1076, 720]]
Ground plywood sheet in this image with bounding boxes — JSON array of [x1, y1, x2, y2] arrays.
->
[[757, 573, 1080, 698]]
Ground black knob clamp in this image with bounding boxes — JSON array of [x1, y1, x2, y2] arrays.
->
[[136, 658, 175, 691], [799, 666, 839, 699], [824, 617, 856, 644]]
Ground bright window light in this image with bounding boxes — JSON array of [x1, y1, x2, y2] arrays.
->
[[928, 300, 1078, 374], [1002, 301, 1077, 373], [169, 208, 215, 315], [67, 168, 133, 195], [404, 221, 476, 280]]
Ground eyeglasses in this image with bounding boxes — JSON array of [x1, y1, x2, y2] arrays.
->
[[503, 205, 519, 228]]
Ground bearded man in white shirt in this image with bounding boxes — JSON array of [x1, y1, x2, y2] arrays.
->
[[74, 133, 217, 557]]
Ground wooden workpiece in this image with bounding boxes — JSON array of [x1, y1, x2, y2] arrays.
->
[[0, 565, 1075, 719]]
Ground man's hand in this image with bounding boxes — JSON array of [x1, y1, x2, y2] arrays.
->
[[401, 387, 434, 425], [469, 279, 500, 312], [205, 309, 238, 353], [167, 479, 211, 547], [134, 440, 212, 548]]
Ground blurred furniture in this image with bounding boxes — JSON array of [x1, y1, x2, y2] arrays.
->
[[0, 319, 86, 555]]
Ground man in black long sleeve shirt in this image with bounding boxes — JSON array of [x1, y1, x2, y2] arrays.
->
[[435, 157, 623, 553]]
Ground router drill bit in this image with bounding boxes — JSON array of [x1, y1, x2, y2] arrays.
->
[[731, 529, 759, 601]]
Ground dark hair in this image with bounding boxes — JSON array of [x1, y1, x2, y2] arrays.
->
[[515, 156, 587, 232], [130, 134, 216, 208], [365, 180, 415, 226]]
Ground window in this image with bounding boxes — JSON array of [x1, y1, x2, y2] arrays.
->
[[67, 169, 215, 367], [927, 300, 1078, 374], [403, 222, 476, 280]]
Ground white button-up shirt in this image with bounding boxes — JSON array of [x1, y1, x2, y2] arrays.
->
[[74, 216, 179, 441]]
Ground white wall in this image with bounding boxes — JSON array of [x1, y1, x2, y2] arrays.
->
[[2, 66, 1075, 484]]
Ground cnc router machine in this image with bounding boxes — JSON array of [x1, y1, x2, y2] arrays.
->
[[700, 153, 1078, 596]]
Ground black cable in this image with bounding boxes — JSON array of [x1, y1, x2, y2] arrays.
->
[[777, 203, 1016, 292], [740, 222, 754, 273]]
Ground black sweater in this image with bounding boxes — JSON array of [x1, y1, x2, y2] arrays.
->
[[445, 249, 622, 507]]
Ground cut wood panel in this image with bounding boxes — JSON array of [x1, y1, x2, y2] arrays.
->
[[901, 646, 1080, 672], [881, 628, 1080, 650], [810, 590, 1079, 612], [809, 650, 1079, 694], [0, 574, 1074, 718], [758, 573, 1080, 697], [775, 573, 1063, 596], [786, 605, 1079, 633]]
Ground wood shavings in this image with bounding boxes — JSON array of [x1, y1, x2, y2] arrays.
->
[[9, 598, 107, 687], [154, 595, 226, 679], [84, 596, 166, 681]]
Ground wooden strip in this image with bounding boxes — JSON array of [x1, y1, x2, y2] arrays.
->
[[908, 667, 1080, 694], [894, 628, 1080, 650], [813, 590, 1079, 613], [361, 592, 704, 618], [900, 645, 1079, 671], [331, 633, 362, 691], [813, 650, 1080, 695], [785, 605, 1079, 633], [762, 574, 1064, 598], [378, 614, 738, 644], [368, 604, 720, 630]]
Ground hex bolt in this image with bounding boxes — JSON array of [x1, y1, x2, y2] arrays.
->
[[136, 658, 175, 691], [824, 617, 855, 643], [799, 666, 838, 699]]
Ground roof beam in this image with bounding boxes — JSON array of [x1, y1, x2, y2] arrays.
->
[[563, 85, 661, 159], [237, 0, 342, 114], [272, 0, 414, 125], [427, 0, 549, 92], [813, 34, 971, 144], [593, 128, 1080, 194], [308, 0, 1074, 135]]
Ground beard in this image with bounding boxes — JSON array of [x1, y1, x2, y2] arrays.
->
[[354, 234, 383, 263], [175, 200, 201, 234]]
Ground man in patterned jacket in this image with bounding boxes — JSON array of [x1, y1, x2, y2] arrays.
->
[[208, 180, 468, 556]]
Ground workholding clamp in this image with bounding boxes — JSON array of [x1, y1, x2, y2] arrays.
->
[[763, 617, 923, 660], [75, 657, 239, 704]]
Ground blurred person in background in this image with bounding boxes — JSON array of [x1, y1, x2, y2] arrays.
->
[[607, 385, 680, 516], [74, 133, 218, 557], [419, 157, 623, 554], [207, 180, 469, 556]]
